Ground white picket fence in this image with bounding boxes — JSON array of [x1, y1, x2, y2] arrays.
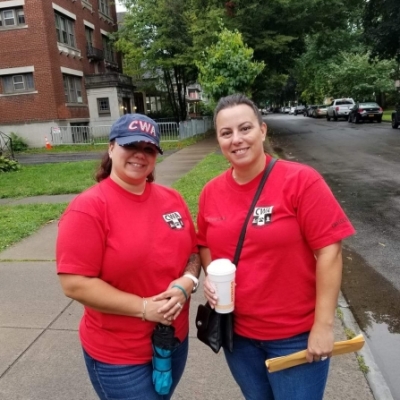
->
[[50, 118, 212, 145]]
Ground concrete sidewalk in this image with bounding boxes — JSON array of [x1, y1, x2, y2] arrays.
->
[[0, 136, 391, 399]]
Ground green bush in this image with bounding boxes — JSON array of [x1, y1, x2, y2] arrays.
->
[[10, 133, 29, 152], [0, 156, 21, 173]]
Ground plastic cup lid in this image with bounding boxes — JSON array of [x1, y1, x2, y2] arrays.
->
[[207, 258, 236, 275]]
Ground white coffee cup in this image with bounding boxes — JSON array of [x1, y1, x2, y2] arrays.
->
[[207, 259, 236, 314]]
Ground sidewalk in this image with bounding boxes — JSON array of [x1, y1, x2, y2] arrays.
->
[[0, 136, 391, 399]]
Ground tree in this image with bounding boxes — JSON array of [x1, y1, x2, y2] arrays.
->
[[363, 0, 400, 62], [228, 0, 365, 102], [116, 0, 196, 121], [328, 53, 396, 100], [195, 28, 265, 102]]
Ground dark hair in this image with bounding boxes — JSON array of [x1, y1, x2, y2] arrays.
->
[[213, 94, 263, 128], [95, 142, 155, 183]]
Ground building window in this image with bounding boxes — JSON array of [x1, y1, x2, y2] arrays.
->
[[102, 35, 115, 63], [97, 98, 111, 115], [1, 73, 35, 94], [55, 12, 76, 48], [0, 8, 25, 28], [146, 96, 162, 113], [85, 26, 93, 47], [63, 75, 83, 103], [99, 0, 109, 16]]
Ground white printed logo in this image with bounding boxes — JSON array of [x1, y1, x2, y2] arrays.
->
[[252, 206, 273, 226], [163, 212, 184, 229]]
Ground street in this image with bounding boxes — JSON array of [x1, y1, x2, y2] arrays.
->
[[265, 113, 400, 399]]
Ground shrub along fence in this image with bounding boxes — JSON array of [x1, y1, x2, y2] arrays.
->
[[50, 118, 212, 146]]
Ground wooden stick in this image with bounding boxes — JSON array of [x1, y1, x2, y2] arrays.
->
[[265, 334, 365, 373]]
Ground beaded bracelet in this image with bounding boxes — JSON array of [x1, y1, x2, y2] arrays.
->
[[172, 284, 188, 301], [142, 298, 147, 321]]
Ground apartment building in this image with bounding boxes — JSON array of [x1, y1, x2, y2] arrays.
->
[[0, 0, 135, 147]]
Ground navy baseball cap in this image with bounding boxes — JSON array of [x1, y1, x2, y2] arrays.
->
[[109, 113, 163, 154]]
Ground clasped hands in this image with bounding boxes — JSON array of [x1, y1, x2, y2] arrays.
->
[[146, 277, 193, 325]]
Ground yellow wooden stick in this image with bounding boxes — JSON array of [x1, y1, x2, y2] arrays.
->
[[265, 334, 365, 373]]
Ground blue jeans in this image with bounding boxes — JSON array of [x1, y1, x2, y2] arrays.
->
[[83, 336, 188, 400], [223, 332, 330, 400]]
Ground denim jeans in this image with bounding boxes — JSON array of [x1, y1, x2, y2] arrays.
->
[[223, 332, 330, 400], [83, 336, 188, 400]]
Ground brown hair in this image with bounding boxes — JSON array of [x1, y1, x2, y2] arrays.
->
[[95, 142, 155, 183], [213, 93, 263, 128]]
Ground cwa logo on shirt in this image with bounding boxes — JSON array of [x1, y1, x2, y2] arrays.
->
[[252, 206, 274, 226], [163, 212, 184, 229]]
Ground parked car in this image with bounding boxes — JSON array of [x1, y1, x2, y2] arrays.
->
[[312, 104, 328, 118], [294, 105, 306, 115], [289, 106, 296, 114], [284, 107, 290, 113], [392, 107, 400, 129], [304, 105, 317, 117], [347, 102, 383, 123], [326, 98, 355, 121]]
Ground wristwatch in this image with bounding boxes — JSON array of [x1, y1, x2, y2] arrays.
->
[[183, 273, 199, 293]]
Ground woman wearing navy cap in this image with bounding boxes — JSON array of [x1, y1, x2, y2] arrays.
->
[[56, 113, 200, 400]]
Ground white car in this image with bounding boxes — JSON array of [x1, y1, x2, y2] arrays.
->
[[289, 106, 296, 115], [284, 107, 290, 113], [326, 98, 355, 121]]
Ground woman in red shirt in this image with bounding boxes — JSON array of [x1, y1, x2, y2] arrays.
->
[[57, 114, 200, 400], [198, 94, 355, 400]]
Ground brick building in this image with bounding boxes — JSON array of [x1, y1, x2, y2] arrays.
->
[[0, 0, 135, 147]]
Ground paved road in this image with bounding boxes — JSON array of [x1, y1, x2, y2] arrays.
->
[[265, 113, 400, 399]]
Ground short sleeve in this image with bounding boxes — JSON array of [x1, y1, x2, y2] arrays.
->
[[56, 210, 106, 276], [296, 178, 355, 250]]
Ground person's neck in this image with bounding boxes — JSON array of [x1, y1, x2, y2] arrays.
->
[[232, 156, 266, 185], [110, 174, 146, 195]]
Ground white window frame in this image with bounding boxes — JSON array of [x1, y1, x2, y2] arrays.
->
[[63, 74, 83, 104], [102, 34, 115, 63], [97, 97, 111, 115], [0, 7, 25, 28], [1, 72, 35, 94], [55, 12, 76, 48], [99, 0, 109, 16]]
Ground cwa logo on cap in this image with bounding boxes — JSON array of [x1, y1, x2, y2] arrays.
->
[[109, 113, 163, 154], [128, 120, 157, 137]]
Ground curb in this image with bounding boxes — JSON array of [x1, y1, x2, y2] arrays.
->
[[338, 292, 394, 400]]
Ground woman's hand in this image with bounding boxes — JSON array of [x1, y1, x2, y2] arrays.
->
[[203, 275, 218, 308], [306, 322, 334, 363], [143, 298, 175, 325], [152, 277, 192, 321]]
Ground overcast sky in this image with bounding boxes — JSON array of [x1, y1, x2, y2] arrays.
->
[[115, 1, 126, 12]]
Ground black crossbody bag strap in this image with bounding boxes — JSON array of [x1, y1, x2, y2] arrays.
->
[[232, 158, 278, 267]]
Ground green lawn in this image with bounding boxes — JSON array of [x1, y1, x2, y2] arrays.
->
[[0, 152, 228, 253], [17, 133, 209, 154], [173, 153, 229, 218], [0, 203, 67, 252], [382, 110, 394, 122], [0, 160, 98, 199]]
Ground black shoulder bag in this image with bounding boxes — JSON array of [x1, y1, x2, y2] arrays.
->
[[195, 158, 278, 353]]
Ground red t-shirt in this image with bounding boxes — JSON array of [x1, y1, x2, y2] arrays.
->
[[56, 177, 197, 364], [197, 156, 355, 340]]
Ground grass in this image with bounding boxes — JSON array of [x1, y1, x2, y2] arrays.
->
[[0, 203, 67, 251], [0, 160, 98, 199], [356, 355, 370, 374], [0, 133, 221, 252], [382, 110, 393, 122], [172, 153, 229, 218], [17, 133, 211, 154]]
